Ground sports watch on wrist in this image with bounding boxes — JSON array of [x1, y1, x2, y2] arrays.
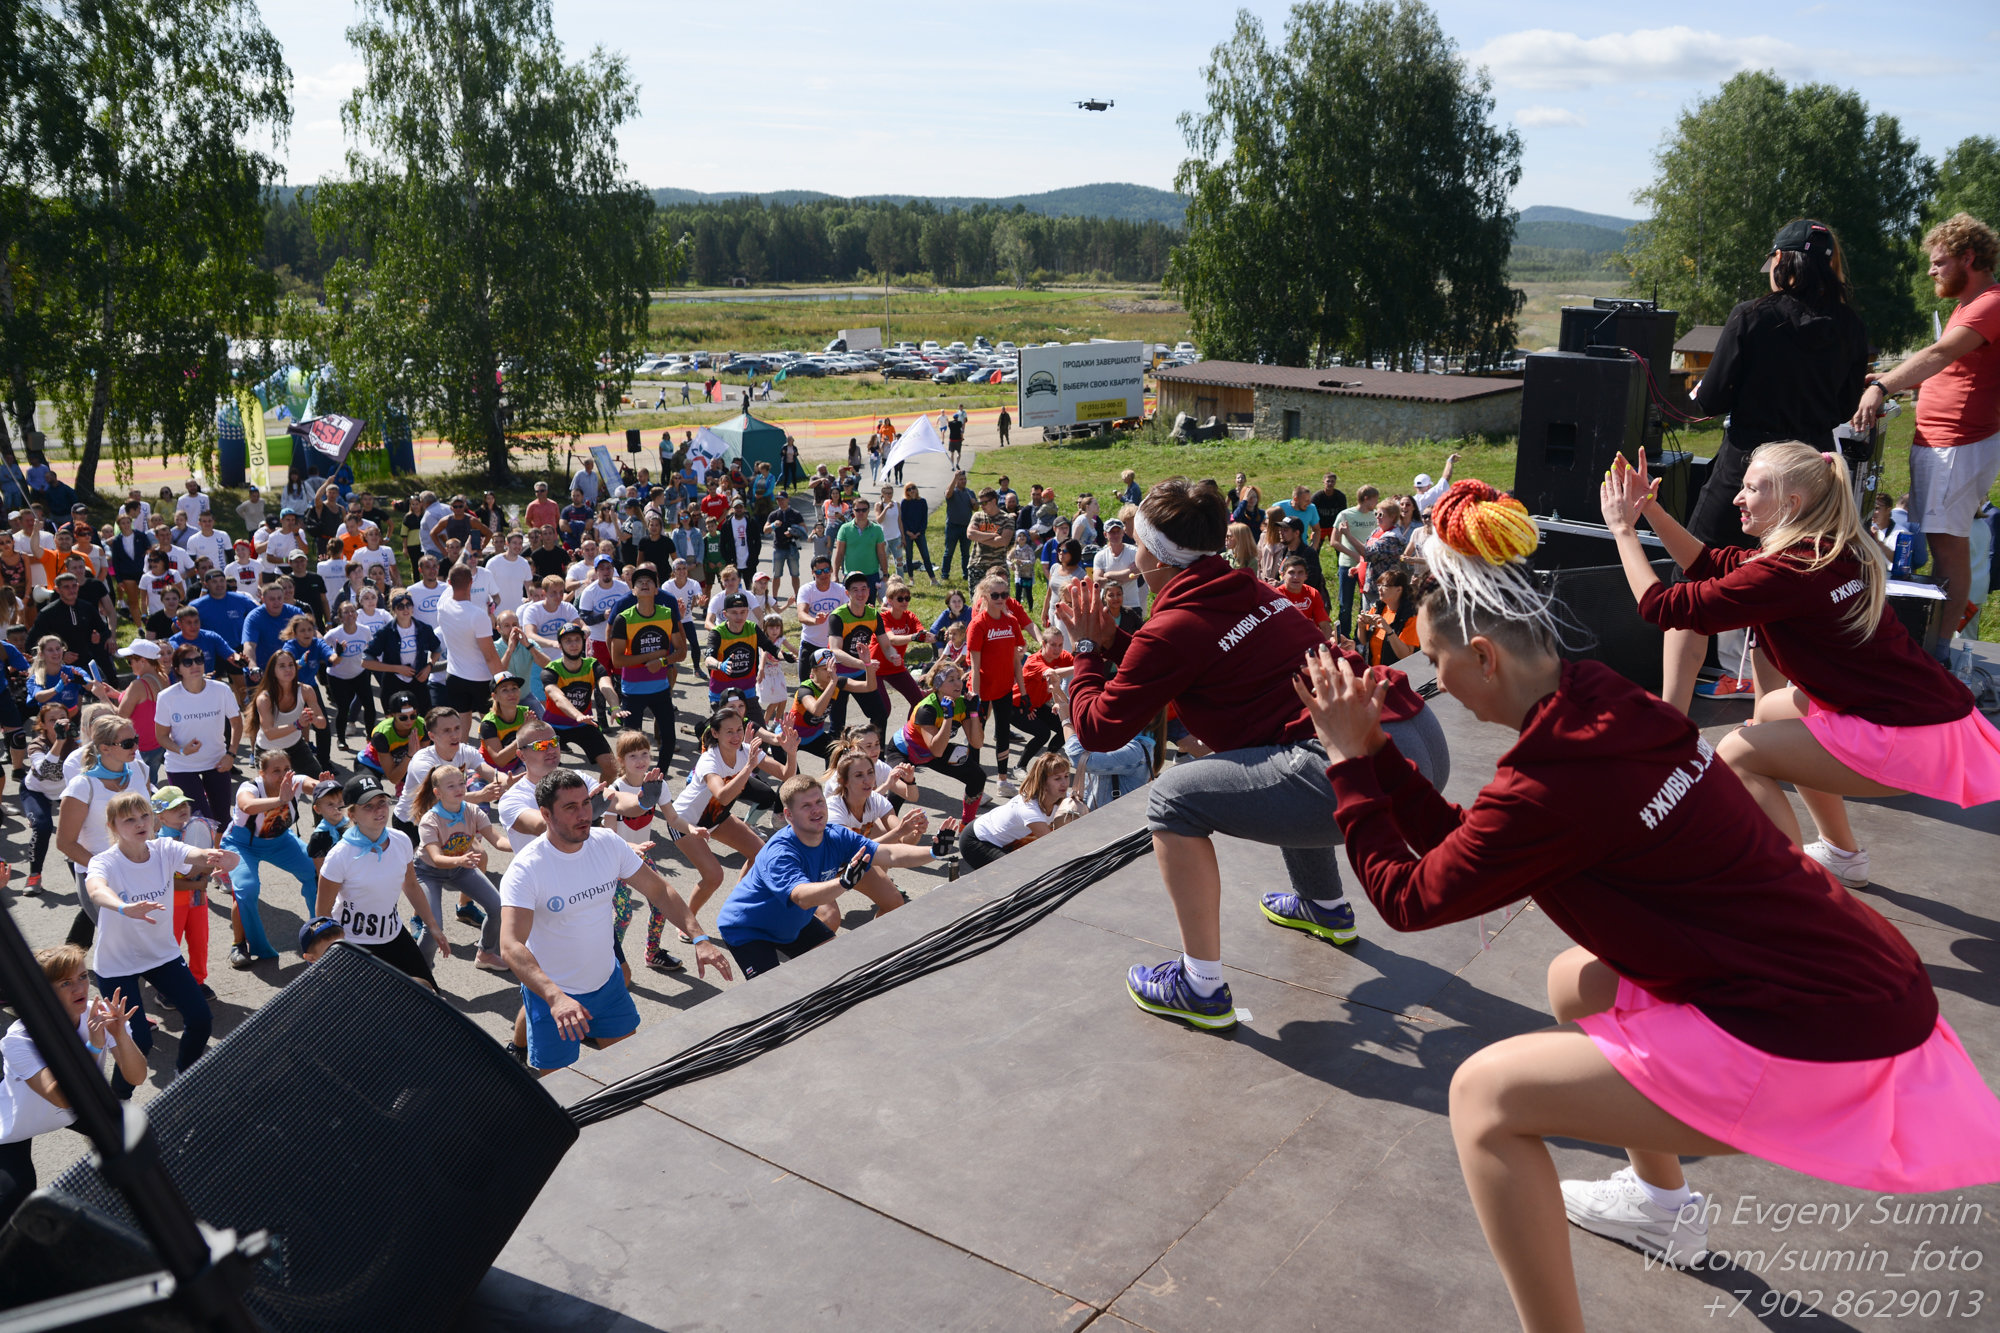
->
[[1074, 638, 1098, 657]]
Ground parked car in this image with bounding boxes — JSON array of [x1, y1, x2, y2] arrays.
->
[[920, 340, 941, 354], [782, 358, 826, 377], [719, 357, 772, 376], [884, 361, 933, 380]]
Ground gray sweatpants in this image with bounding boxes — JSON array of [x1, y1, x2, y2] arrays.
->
[[1145, 707, 1450, 902], [412, 862, 503, 958]]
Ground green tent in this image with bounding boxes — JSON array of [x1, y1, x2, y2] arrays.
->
[[707, 412, 786, 472]]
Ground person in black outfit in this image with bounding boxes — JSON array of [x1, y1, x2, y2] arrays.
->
[[1669, 217, 1870, 711], [37, 571, 117, 681], [635, 511, 677, 574]]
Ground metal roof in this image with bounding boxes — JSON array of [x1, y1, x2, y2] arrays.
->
[[1673, 324, 1725, 355], [1154, 360, 1521, 404]]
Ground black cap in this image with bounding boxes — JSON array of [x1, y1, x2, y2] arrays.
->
[[387, 690, 419, 714], [722, 591, 750, 609], [342, 772, 388, 805], [1763, 219, 1832, 269], [311, 778, 344, 803], [299, 916, 344, 954], [557, 620, 587, 640], [843, 571, 871, 588]]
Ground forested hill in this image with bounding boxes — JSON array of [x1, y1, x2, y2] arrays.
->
[[648, 183, 1187, 226]]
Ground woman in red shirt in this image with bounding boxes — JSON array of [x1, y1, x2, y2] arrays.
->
[[966, 576, 1038, 793], [1302, 482, 2000, 1331], [1604, 443, 2000, 887], [870, 579, 930, 705], [1059, 478, 1447, 1032]]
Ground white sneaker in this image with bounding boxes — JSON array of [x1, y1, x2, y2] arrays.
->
[[995, 778, 1018, 798], [1802, 840, 1870, 888], [1560, 1167, 1708, 1266]]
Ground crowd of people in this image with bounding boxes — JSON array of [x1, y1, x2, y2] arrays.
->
[[3, 212, 2000, 1333]]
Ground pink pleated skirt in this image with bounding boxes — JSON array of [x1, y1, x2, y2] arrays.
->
[[1577, 978, 2000, 1193], [1803, 700, 2000, 807]]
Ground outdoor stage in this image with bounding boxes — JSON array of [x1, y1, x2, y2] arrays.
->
[[462, 656, 2000, 1333]]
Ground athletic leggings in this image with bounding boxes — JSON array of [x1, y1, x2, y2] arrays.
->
[[324, 671, 375, 746], [93, 957, 210, 1100], [354, 930, 437, 989], [220, 827, 317, 958], [888, 735, 986, 803], [174, 768, 236, 828], [977, 696, 1021, 768], [1011, 703, 1062, 765], [412, 861, 502, 958], [613, 878, 672, 962], [959, 831, 1010, 869], [623, 689, 678, 770], [831, 683, 889, 736], [19, 789, 54, 878], [173, 888, 210, 984], [878, 670, 924, 705]]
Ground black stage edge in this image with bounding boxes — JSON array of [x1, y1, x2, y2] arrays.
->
[[463, 652, 2000, 1333]]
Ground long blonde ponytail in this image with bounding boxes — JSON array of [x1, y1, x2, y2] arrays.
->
[[1749, 441, 1885, 643]]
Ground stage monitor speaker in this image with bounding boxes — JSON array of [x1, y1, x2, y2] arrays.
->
[[625, 427, 642, 453], [1513, 352, 1645, 522], [1529, 521, 1676, 693], [1558, 300, 1678, 384], [1649, 449, 1693, 525], [1888, 585, 1949, 658], [0, 944, 576, 1333]]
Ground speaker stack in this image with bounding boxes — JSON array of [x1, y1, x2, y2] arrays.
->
[[0, 945, 577, 1333]]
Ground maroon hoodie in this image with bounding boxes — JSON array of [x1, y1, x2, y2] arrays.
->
[[1639, 544, 1971, 728], [1328, 660, 1934, 1062], [1068, 555, 1422, 754]]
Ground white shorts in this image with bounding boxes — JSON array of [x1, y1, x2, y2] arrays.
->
[[1909, 431, 2000, 538]]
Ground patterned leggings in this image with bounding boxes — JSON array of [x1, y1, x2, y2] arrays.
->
[[612, 879, 670, 959]]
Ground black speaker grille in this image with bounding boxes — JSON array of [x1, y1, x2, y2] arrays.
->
[[32, 945, 576, 1333]]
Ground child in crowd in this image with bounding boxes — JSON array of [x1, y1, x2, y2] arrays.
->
[[1007, 529, 1038, 606], [150, 786, 221, 997]]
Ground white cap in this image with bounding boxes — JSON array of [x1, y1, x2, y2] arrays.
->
[[1413, 473, 1434, 490], [118, 639, 162, 659]]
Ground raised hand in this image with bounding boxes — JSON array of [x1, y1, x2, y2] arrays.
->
[[1598, 451, 1658, 537], [1291, 643, 1388, 763]]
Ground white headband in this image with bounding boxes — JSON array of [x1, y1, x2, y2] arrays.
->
[[1131, 510, 1216, 568]]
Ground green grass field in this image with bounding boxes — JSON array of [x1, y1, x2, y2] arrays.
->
[[645, 287, 1193, 354]]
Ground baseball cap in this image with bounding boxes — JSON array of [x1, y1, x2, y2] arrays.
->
[[279, 507, 296, 518], [342, 772, 389, 805], [594, 554, 613, 567], [117, 639, 161, 659], [670, 556, 688, 568], [1413, 474, 1433, 491], [812, 647, 836, 667], [556, 621, 587, 640], [723, 590, 750, 608], [493, 669, 526, 686], [299, 917, 344, 954], [386, 691, 419, 714], [149, 786, 190, 814], [390, 592, 414, 608], [1103, 518, 1124, 531], [311, 778, 344, 803], [1763, 218, 1832, 270]]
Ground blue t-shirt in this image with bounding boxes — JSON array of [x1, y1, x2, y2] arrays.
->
[[166, 629, 236, 675], [1274, 500, 1320, 530], [192, 590, 257, 644], [281, 637, 335, 688], [717, 824, 878, 947], [240, 601, 306, 668]]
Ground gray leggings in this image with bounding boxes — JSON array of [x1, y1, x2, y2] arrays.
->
[[412, 861, 502, 957], [1145, 706, 1450, 902]]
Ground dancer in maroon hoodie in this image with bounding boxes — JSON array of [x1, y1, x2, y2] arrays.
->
[[1057, 476, 1448, 1030], [1302, 481, 2000, 1333], [1603, 442, 2000, 888]]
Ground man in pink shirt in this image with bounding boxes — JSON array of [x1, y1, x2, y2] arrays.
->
[[523, 480, 560, 533], [1855, 211, 2000, 634]]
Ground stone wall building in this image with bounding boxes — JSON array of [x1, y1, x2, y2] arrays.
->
[[1155, 361, 1520, 445]]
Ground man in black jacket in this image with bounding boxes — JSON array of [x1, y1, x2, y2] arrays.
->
[[37, 570, 118, 680]]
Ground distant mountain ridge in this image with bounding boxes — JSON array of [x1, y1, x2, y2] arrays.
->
[[648, 182, 1187, 226], [1518, 205, 1644, 232]]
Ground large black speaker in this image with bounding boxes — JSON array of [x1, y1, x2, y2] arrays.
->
[[0, 945, 576, 1333], [1558, 300, 1678, 384], [1513, 352, 1645, 522], [1528, 520, 1676, 693], [624, 427, 642, 453]]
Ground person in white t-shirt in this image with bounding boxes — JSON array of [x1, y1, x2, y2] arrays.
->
[[703, 565, 744, 631], [661, 560, 705, 622], [519, 576, 579, 654], [485, 531, 534, 610], [824, 748, 927, 844], [83, 789, 238, 1097], [407, 554, 447, 629], [575, 556, 629, 670], [173, 480, 210, 527], [793, 558, 844, 671], [1091, 519, 1142, 602], [437, 563, 502, 714], [315, 771, 446, 987], [957, 751, 1070, 869], [183, 510, 231, 572], [0, 937, 146, 1219], [498, 769, 727, 1072]]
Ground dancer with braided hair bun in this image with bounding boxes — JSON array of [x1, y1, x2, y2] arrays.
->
[[1057, 477, 1450, 1031], [1602, 444, 2000, 887], [1298, 479, 2000, 1332]]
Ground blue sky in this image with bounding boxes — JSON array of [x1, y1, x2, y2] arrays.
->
[[269, 2, 1999, 219]]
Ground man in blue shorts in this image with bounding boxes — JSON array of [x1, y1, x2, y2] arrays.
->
[[716, 774, 935, 979], [498, 768, 729, 1073]]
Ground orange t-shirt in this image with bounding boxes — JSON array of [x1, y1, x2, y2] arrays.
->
[[524, 498, 560, 531], [1915, 283, 2000, 448], [1277, 583, 1326, 625]]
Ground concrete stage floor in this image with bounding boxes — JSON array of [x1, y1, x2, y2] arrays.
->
[[463, 658, 2000, 1333]]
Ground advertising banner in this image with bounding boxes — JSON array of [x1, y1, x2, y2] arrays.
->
[[1016, 341, 1146, 429], [236, 389, 270, 491], [590, 443, 622, 487]]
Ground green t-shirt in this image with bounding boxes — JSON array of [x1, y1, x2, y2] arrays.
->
[[1333, 507, 1376, 569], [835, 520, 885, 576]]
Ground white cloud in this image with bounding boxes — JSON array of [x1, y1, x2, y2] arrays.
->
[[1472, 27, 1814, 91], [1515, 105, 1586, 128]]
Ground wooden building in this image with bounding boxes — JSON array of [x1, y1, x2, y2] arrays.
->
[[1154, 361, 1521, 444]]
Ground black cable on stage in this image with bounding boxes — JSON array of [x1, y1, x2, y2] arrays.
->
[[566, 828, 1154, 1129]]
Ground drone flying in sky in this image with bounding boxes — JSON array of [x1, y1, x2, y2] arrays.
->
[[1076, 98, 1113, 111]]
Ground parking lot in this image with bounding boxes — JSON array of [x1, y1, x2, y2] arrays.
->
[[621, 336, 1201, 389]]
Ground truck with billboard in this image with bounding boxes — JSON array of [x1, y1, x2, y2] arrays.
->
[[825, 327, 883, 354], [1017, 340, 1146, 438]]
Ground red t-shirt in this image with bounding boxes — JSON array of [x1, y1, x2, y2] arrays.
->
[[1329, 660, 1935, 1062], [966, 605, 1030, 701], [1276, 583, 1327, 624], [1016, 649, 1073, 710], [871, 608, 926, 675], [1915, 282, 2000, 447], [1638, 544, 1972, 727], [524, 498, 559, 531], [699, 493, 730, 521]]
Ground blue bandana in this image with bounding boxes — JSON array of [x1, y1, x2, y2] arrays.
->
[[85, 760, 131, 784], [341, 823, 393, 857], [433, 801, 467, 828], [315, 816, 350, 842]]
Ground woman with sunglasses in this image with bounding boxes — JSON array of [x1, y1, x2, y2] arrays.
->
[[25, 635, 94, 722], [154, 645, 242, 826], [102, 639, 169, 783], [870, 579, 930, 705], [967, 577, 1038, 794], [252, 649, 329, 781], [55, 714, 151, 948]]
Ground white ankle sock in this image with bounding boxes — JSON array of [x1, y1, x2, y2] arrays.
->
[[1822, 843, 1863, 859], [1181, 954, 1224, 997], [1637, 1177, 1693, 1213], [1310, 896, 1344, 912]]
